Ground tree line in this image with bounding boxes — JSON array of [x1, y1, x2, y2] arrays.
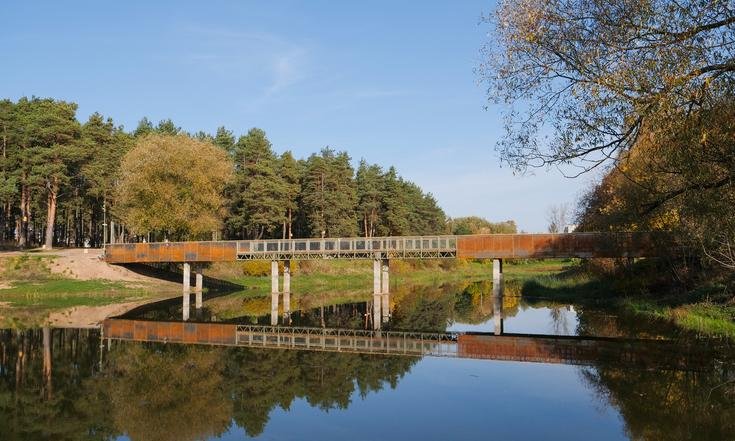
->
[[0, 97, 447, 248]]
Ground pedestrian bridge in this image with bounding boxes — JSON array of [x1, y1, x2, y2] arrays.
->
[[102, 232, 663, 321], [103, 232, 660, 263]]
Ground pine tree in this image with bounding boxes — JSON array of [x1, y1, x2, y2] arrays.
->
[[278, 151, 300, 239], [355, 160, 383, 237], [81, 113, 133, 245], [213, 126, 236, 158], [191, 131, 213, 143], [227, 128, 285, 239], [133, 117, 154, 137], [23, 98, 83, 249], [300, 148, 357, 237], [0, 100, 18, 242], [155, 119, 180, 136], [380, 167, 409, 236]]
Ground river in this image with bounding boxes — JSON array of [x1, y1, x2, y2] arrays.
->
[[1, 279, 734, 440]]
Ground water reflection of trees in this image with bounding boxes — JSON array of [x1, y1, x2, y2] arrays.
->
[[0, 328, 114, 440], [581, 366, 735, 439], [4, 281, 735, 440], [0, 328, 416, 440], [575, 309, 735, 440]]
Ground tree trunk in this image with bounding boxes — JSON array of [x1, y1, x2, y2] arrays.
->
[[42, 327, 53, 400], [18, 184, 29, 248], [44, 178, 59, 250], [288, 208, 292, 239]]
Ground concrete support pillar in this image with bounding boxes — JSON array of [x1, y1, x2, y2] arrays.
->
[[381, 259, 390, 294], [283, 260, 291, 294], [492, 258, 503, 286], [283, 290, 291, 317], [271, 291, 279, 326], [372, 294, 382, 330], [373, 258, 381, 295], [493, 293, 504, 336], [271, 260, 279, 294], [492, 259, 504, 335], [195, 266, 203, 309], [182, 262, 191, 321], [183, 262, 191, 293]]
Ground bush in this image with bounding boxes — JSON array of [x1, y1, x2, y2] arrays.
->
[[241, 260, 299, 276]]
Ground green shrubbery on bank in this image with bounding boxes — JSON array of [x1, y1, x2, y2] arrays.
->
[[516, 257, 735, 337]]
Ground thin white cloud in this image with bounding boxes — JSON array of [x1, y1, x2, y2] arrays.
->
[[265, 48, 309, 96], [174, 22, 313, 99]]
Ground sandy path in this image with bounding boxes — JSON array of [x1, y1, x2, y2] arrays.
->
[[43, 248, 172, 283]]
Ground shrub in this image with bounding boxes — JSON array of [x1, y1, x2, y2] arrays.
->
[[241, 260, 299, 276]]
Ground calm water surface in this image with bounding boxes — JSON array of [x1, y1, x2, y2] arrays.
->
[[2, 280, 734, 440]]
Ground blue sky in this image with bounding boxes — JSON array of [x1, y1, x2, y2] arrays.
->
[[1, 0, 597, 232]]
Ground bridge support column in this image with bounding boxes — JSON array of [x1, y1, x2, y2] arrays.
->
[[182, 262, 191, 321], [271, 290, 279, 326], [373, 258, 381, 295], [282, 291, 291, 323], [493, 293, 504, 336], [271, 260, 279, 294], [373, 294, 382, 330], [195, 265, 203, 309], [381, 259, 390, 294], [492, 258, 503, 287], [492, 259, 504, 335]]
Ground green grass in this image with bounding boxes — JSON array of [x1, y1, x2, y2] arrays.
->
[[0, 254, 166, 318], [622, 297, 735, 338], [215, 258, 550, 294]]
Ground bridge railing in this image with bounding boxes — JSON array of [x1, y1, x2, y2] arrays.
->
[[235, 235, 458, 259]]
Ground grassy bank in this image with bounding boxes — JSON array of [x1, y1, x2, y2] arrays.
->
[[201, 258, 576, 320], [206, 258, 572, 294], [0, 253, 168, 326], [511, 257, 735, 338]]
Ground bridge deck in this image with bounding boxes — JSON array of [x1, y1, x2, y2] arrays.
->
[[102, 232, 661, 263]]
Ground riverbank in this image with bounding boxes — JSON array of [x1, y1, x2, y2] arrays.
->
[[0, 250, 180, 327], [0, 251, 570, 327], [516, 258, 735, 338], [4, 251, 730, 337]]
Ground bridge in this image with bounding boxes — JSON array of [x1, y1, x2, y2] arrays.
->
[[101, 318, 721, 371], [102, 232, 662, 320]]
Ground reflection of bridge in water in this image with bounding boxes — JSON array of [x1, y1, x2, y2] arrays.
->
[[102, 318, 722, 371]]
